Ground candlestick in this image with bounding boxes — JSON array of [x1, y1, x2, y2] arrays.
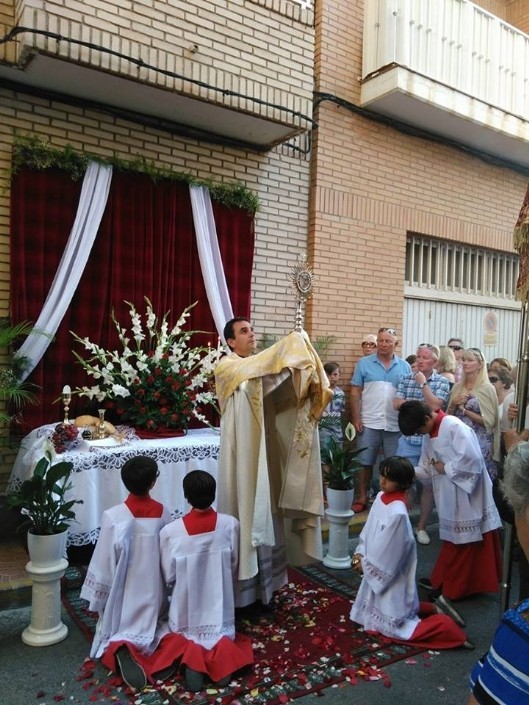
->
[[61, 385, 72, 424], [96, 409, 107, 439]]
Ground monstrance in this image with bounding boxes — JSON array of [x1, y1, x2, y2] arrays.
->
[[289, 254, 314, 331]]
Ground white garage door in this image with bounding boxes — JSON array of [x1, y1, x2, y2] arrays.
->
[[403, 296, 522, 365]]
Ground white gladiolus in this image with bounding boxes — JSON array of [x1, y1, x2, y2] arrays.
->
[[71, 298, 218, 427], [112, 384, 131, 398]]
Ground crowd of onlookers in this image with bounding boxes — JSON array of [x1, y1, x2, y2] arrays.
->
[[319, 327, 529, 704]]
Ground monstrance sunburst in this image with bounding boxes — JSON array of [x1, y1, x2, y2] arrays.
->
[[289, 254, 314, 331]]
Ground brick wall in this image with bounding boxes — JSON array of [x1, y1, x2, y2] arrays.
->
[[475, 0, 508, 18], [308, 0, 528, 390], [507, 0, 529, 32], [0, 87, 311, 491], [1, 0, 314, 130], [475, 0, 529, 33], [0, 0, 315, 492]]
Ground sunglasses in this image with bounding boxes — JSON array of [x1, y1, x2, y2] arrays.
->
[[378, 328, 397, 336], [467, 347, 483, 360], [362, 342, 376, 347], [419, 343, 434, 348], [488, 376, 499, 384], [448, 345, 463, 351]]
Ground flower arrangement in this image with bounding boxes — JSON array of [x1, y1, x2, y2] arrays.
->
[[71, 300, 220, 433]]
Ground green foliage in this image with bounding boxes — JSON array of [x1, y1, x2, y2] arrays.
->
[[312, 335, 337, 357], [258, 332, 337, 356], [0, 319, 41, 426], [11, 134, 260, 214], [321, 435, 364, 491], [7, 449, 83, 535]]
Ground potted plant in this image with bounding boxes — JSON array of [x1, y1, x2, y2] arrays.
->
[[321, 423, 364, 510], [321, 425, 364, 569], [7, 445, 83, 646], [7, 445, 83, 561]]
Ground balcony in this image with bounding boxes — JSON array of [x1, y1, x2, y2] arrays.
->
[[0, 2, 314, 151], [361, 0, 529, 169]]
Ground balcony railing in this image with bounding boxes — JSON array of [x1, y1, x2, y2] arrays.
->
[[363, 0, 529, 120]]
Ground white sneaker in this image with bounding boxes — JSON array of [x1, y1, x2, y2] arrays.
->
[[415, 529, 431, 545]]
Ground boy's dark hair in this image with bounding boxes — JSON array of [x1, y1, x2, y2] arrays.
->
[[379, 456, 415, 491], [398, 400, 433, 436], [324, 361, 340, 375], [406, 354, 417, 366], [121, 455, 159, 495], [183, 470, 216, 509], [223, 317, 250, 350]]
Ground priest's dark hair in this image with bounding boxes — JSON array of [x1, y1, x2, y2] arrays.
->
[[379, 456, 415, 491], [121, 455, 159, 495], [223, 316, 250, 349], [398, 400, 433, 436], [184, 469, 216, 510]]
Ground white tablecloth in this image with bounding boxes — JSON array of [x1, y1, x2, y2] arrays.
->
[[8, 424, 220, 546]]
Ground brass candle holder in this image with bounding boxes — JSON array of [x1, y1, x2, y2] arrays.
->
[[96, 409, 107, 439], [62, 385, 72, 424]]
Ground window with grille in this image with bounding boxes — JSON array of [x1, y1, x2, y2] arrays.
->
[[405, 234, 519, 300]]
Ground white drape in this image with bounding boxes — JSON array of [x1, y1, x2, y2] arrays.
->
[[16, 162, 113, 380], [189, 184, 233, 342]]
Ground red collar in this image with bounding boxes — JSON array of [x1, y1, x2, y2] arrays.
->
[[381, 490, 407, 505], [430, 410, 446, 438], [183, 507, 217, 535], [125, 493, 164, 518]]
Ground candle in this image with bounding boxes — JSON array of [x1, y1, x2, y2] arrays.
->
[[62, 385, 71, 395]]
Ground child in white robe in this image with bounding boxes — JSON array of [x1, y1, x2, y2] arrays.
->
[[398, 400, 502, 602], [350, 456, 472, 649], [80, 455, 172, 690], [160, 470, 254, 692]]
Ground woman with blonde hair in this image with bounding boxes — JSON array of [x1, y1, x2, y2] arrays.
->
[[435, 345, 457, 386], [447, 348, 500, 480]]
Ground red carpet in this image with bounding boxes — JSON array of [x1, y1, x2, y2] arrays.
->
[[62, 564, 425, 704]]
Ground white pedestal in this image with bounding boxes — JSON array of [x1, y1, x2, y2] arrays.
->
[[22, 558, 69, 646], [323, 507, 354, 569]]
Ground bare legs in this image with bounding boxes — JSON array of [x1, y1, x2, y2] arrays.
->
[[355, 466, 372, 509]]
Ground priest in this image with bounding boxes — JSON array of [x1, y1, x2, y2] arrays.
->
[[215, 317, 332, 607]]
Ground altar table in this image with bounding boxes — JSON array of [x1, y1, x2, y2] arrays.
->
[[8, 424, 220, 546]]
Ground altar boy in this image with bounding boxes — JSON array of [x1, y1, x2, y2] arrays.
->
[[81, 455, 172, 690], [160, 470, 254, 692]]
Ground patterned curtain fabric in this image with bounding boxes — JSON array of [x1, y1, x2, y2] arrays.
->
[[10, 167, 255, 431]]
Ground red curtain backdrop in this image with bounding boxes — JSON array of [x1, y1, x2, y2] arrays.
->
[[10, 167, 255, 431]]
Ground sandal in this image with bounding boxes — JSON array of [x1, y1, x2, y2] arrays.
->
[[352, 502, 367, 513]]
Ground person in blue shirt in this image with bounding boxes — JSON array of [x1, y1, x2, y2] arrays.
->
[[349, 327, 411, 512]]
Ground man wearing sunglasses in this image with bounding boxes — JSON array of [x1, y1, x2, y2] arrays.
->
[[447, 338, 464, 383], [350, 327, 411, 513]]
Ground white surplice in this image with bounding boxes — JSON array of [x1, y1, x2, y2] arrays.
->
[[350, 492, 420, 640], [159, 513, 240, 650], [415, 415, 501, 544], [80, 504, 171, 658]]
